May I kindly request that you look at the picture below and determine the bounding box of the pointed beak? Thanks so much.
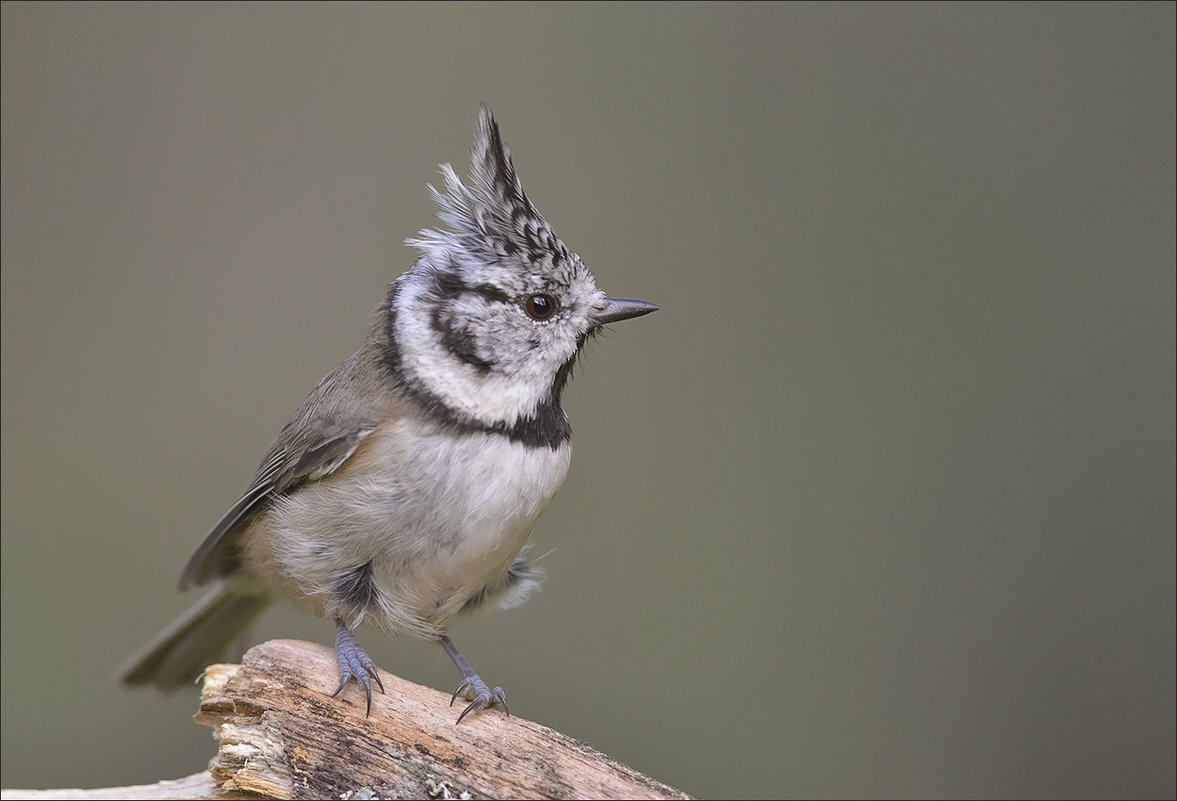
[595,297,659,326]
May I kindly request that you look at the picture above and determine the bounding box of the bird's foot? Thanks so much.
[439,633,509,724]
[331,618,384,716]
[450,675,509,724]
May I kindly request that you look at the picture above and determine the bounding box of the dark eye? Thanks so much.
[525,294,557,320]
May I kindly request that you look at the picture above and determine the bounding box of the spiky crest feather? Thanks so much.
[407,107,576,276]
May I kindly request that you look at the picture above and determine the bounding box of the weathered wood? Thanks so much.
[196,639,690,799]
[2,640,692,800]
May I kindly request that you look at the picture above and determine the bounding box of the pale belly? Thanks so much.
[245,418,571,639]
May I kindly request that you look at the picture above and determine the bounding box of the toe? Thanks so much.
[332,622,384,715]
[492,687,510,717]
[451,680,509,723]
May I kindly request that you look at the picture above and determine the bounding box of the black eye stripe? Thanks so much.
[432,271,559,322]
[432,270,511,305]
[471,283,511,304]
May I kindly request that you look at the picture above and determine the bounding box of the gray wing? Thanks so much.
[178,347,397,590]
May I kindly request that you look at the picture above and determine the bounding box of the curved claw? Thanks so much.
[450,678,509,724]
[449,678,471,707]
[439,633,509,724]
[332,620,385,716]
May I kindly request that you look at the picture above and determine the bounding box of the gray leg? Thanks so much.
[440,634,508,723]
[331,618,385,716]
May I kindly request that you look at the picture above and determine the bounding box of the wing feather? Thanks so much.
[177,345,399,589]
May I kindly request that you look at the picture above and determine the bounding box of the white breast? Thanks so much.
[264,416,572,639]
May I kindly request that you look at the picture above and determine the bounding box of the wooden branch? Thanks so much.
[1,640,691,801]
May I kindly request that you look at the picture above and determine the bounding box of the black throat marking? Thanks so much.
[381,281,573,450]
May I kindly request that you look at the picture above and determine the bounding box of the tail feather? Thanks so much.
[120,584,271,690]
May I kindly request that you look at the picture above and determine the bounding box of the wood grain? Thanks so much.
[200,639,691,800]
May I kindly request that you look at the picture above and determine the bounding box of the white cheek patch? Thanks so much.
[394,271,580,427]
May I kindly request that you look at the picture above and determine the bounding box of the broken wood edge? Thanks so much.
[2,639,692,801]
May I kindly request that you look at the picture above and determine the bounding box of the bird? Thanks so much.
[119,106,658,723]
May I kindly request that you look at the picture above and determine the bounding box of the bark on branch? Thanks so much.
[1,639,692,801]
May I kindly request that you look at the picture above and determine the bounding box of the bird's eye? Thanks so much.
[525,294,557,320]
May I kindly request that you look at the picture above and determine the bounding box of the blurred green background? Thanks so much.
[2,3,1173,798]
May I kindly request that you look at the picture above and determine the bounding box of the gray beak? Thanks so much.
[596,297,659,325]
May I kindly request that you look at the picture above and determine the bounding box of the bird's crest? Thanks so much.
[408,106,575,274]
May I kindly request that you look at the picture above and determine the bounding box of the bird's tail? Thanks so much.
[119,582,271,690]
